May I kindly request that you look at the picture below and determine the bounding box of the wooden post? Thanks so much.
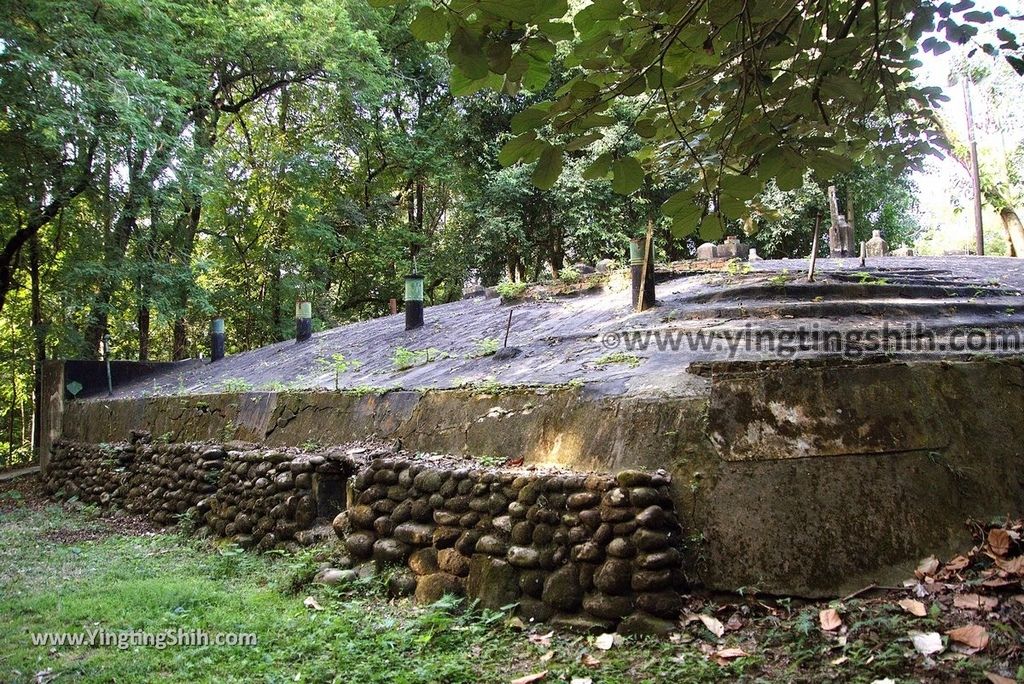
[807,213,821,282]
[963,78,985,256]
[860,240,866,267]
[503,309,513,348]
[633,221,656,311]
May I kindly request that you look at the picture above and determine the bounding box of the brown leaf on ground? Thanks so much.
[698,614,725,638]
[985,672,1016,684]
[528,631,553,647]
[916,556,940,578]
[725,613,744,631]
[953,594,999,612]
[580,653,600,668]
[539,650,554,663]
[819,608,842,631]
[898,598,927,617]
[987,529,1011,556]
[302,596,323,611]
[712,647,749,665]
[510,672,547,684]
[994,555,1024,575]
[946,624,989,652]
[944,555,970,572]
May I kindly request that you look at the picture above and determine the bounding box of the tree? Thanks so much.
[400,0,1020,242]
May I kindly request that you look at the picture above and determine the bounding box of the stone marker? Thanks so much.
[595,258,616,273]
[696,242,717,260]
[865,230,889,257]
[748,248,762,261]
[717,235,750,260]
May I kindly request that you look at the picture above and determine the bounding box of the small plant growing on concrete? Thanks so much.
[219,378,254,393]
[317,353,363,390]
[725,258,752,277]
[595,352,644,368]
[558,266,581,284]
[392,347,448,370]
[768,269,792,287]
[468,337,500,358]
[495,280,528,302]
[854,271,888,285]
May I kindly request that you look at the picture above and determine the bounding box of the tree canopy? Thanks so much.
[399,0,1022,240]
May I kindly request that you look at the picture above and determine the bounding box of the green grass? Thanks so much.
[0,497,746,683]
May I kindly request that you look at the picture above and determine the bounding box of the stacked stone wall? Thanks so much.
[340,456,686,634]
[43,434,360,551]
[45,436,686,632]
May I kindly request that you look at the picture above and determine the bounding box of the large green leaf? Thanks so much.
[409,7,448,42]
[532,144,564,190]
[611,156,644,195]
[497,131,539,166]
[510,104,551,134]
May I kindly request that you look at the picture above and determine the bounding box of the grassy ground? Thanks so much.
[1,478,1021,683]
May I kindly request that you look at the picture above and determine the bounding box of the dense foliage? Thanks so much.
[0,0,1012,464]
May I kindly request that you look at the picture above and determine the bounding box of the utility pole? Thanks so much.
[963,77,984,256]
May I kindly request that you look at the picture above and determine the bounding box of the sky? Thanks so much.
[910,0,1024,255]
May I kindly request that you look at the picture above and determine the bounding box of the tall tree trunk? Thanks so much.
[1000,208,1024,258]
[29,235,43,457]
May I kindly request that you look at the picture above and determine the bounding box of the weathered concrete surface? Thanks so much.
[86,257,1024,401]
[60,357,1024,597]
[691,358,1024,595]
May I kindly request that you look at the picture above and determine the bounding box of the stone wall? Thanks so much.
[43,433,359,551]
[44,435,687,634]
[338,456,686,635]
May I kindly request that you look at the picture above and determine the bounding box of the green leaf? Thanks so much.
[582,153,613,180]
[498,131,539,167]
[486,40,513,74]
[532,144,564,190]
[661,189,697,218]
[611,156,644,195]
[510,104,551,134]
[698,214,724,241]
[564,131,603,151]
[409,7,448,42]
[720,174,763,201]
[448,27,489,79]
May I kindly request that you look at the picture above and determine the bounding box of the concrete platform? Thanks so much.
[45,257,1024,596]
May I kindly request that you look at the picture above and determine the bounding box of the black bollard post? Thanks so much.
[630,237,656,310]
[405,274,424,330]
[210,318,225,361]
[295,301,312,343]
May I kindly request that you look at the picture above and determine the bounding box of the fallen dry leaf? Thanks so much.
[570,679,593,684]
[819,608,842,631]
[988,528,1011,556]
[510,672,547,684]
[911,631,944,656]
[594,633,617,650]
[985,672,1015,684]
[944,555,970,572]
[994,555,1024,575]
[947,624,989,652]
[539,650,554,663]
[898,598,927,617]
[1013,595,1024,605]
[953,594,999,612]
[713,647,750,660]
[528,631,553,647]
[831,656,848,666]
[302,596,323,611]
[724,613,745,631]
[916,555,940,578]
[580,653,601,668]
[699,614,725,638]
[507,617,526,630]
